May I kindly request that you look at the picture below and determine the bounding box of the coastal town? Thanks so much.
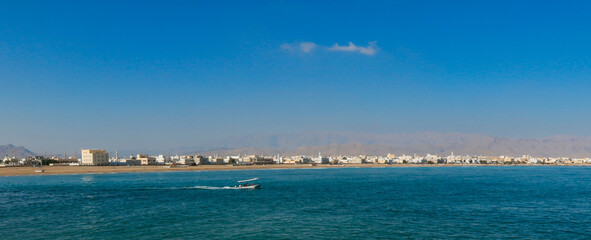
[3,148,591,168]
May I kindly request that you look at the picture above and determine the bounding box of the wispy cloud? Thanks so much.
[328,41,377,55]
[299,42,317,53]
[280,41,378,55]
[280,42,317,53]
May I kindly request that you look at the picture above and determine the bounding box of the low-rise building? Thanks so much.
[242,155,274,164]
[178,156,196,165]
[195,155,210,165]
[311,153,330,164]
[209,156,224,164]
[125,159,142,166]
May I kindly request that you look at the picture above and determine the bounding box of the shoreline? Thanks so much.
[1,164,590,177]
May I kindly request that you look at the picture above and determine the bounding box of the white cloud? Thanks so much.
[329,41,377,55]
[299,42,317,53]
[281,41,378,55]
[281,42,318,53]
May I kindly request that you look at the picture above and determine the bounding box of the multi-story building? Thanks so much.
[194,155,210,165]
[155,155,168,164]
[137,154,156,165]
[81,149,109,166]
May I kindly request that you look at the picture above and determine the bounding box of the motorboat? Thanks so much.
[234,184,261,189]
[234,178,261,189]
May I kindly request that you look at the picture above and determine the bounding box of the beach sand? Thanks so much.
[0,163,583,177]
[0,164,368,176]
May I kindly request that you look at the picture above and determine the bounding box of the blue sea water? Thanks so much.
[1,167,591,239]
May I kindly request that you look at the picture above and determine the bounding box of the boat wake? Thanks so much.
[135,186,244,191]
[187,186,238,190]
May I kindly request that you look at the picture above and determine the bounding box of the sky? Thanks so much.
[1,0,591,153]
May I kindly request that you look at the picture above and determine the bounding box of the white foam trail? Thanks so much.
[188,186,238,190]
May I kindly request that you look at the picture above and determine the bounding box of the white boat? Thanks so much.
[234,178,261,189]
[234,184,261,189]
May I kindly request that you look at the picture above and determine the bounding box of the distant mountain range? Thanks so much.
[195,132,591,157]
[0,144,37,158]
[6,132,591,159]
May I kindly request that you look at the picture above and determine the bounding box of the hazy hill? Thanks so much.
[197,132,486,150]
[195,132,591,157]
[0,144,37,158]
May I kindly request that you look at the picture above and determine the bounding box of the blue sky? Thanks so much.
[1,1,591,153]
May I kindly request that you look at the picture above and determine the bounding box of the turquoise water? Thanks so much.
[1,167,591,239]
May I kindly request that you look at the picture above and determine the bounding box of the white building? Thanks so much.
[155,155,168,164]
[397,155,413,164]
[311,153,329,164]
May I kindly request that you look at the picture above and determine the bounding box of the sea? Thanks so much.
[1,166,591,239]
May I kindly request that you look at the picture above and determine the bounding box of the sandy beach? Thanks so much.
[0,164,358,177]
[0,163,587,177]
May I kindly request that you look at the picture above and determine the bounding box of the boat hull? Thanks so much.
[235,184,261,189]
